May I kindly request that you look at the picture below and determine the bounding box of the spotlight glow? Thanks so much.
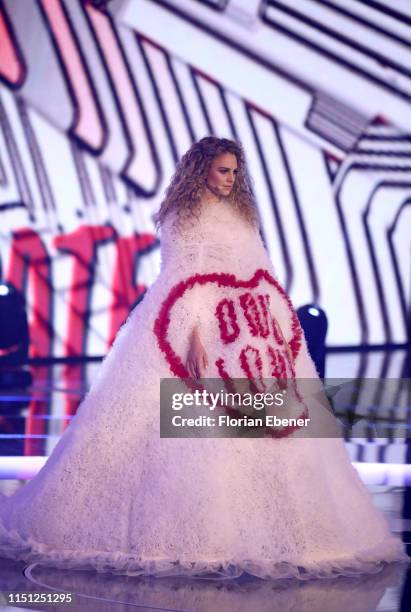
[308,307,320,317]
[0,284,10,296]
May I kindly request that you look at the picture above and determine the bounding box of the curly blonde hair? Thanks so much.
[154,137,259,229]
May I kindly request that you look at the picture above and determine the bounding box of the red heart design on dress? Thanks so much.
[154,269,308,439]
[154,268,302,379]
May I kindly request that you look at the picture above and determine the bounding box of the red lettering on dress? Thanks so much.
[215,298,240,344]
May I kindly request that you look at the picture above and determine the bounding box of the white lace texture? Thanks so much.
[0,201,408,579]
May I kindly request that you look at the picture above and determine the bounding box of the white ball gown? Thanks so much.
[0,200,408,580]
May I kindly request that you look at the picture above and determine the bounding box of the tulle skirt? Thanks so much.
[0,263,408,579]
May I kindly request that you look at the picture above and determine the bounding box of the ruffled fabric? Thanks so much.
[0,517,407,580]
[0,200,408,579]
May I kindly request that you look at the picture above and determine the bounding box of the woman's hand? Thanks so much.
[186,326,209,379]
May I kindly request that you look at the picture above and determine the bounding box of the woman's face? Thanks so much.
[206,152,238,197]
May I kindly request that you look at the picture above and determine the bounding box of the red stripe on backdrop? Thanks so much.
[40,0,105,151]
[108,233,157,347]
[6,229,52,359]
[0,6,26,87]
[85,3,158,191]
[53,224,115,358]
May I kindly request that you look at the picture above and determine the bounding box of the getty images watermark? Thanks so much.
[160,378,319,438]
[160,378,411,439]
[170,386,310,429]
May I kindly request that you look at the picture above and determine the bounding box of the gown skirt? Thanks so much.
[0,202,408,580]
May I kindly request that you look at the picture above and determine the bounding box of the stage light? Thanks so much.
[308,306,320,317]
[0,283,32,388]
[297,304,328,378]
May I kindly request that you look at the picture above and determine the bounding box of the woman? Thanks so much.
[0,137,407,579]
